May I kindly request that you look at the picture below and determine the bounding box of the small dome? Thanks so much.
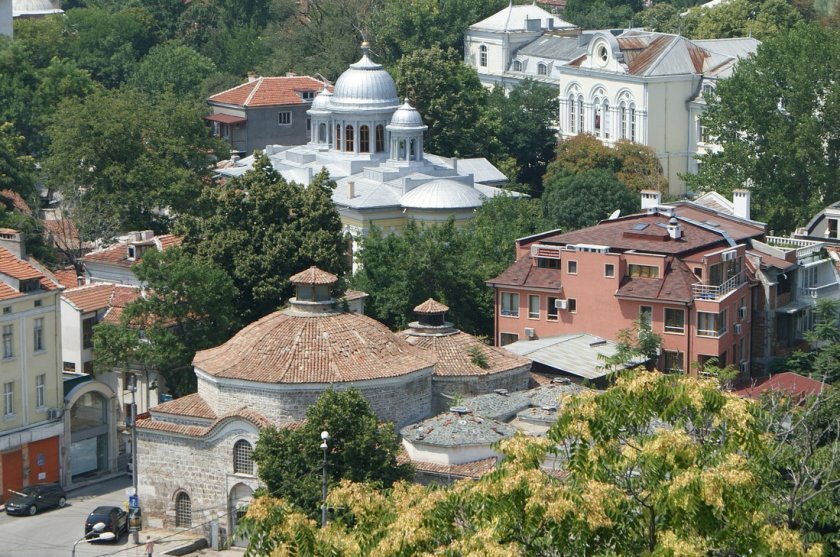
[289,266,337,286]
[331,44,399,113]
[389,100,425,128]
[401,180,485,210]
[414,298,449,314]
[309,87,333,112]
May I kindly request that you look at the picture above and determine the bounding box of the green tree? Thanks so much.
[237,372,823,556]
[688,0,802,40]
[178,155,347,322]
[129,41,217,98]
[373,0,507,66]
[597,317,663,375]
[44,87,225,233]
[686,23,840,232]
[0,122,35,200]
[542,168,639,231]
[248,389,412,526]
[635,3,684,33]
[392,46,501,159]
[489,80,558,194]
[785,299,840,384]
[93,248,239,396]
[563,0,640,28]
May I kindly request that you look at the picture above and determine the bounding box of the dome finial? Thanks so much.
[361,41,370,56]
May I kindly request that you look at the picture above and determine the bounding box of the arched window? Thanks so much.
[569,94,577,133]
[537,63,547,76]
[513,60,522,72]
[233,440,254,475]
[345,125,354,152]
[629,104,637,141]
[318,123,326,143]
[359,125,370,153]
[593,96,603,136]
[602,99,610,139]
[409,138,416,160]
[335,124,341,149]
[577,96,584,132]
[375,125,385,152]
[175,492,191,528]
[479,45,487,67]
[619,102,628,140]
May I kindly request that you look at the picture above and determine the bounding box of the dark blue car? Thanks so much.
[5,483,67,516]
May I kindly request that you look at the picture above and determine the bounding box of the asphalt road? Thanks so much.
[0,475,144,557]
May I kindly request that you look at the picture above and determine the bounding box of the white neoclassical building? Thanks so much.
[464,3,759,195]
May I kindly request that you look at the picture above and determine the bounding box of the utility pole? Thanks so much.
[128,373,140,545]
[320,431,329,528]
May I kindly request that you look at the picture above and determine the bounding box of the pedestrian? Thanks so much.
[145,536,155,557]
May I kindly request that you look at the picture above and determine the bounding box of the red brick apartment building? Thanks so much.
[489,191,765,375]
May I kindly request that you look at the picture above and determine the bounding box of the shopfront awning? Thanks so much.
[204,113,247,124]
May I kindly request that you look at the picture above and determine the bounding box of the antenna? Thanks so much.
[608,209,621,220]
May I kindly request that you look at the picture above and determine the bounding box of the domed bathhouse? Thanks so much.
[135,267,435,542]
[215,43,517,268]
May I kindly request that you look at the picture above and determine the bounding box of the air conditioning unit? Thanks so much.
[524,327,536,338]
[47,408,62,420]
[555,299,569,310]
[738,306,747,320]
[734,323,742,335]
[739,361,749,373]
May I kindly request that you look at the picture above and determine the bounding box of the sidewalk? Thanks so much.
[133,527,245,556]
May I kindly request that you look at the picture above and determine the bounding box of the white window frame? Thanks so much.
[2,324,12,359]
[501,292,520,318]
[36,374,45,408]
[537,63,547,76]
[604,263,615,278]
[698,310,727,337]
[479,45,487,67]
[528,295,540,319]
[278,111,292,126]
[640,306,653,327]
[33,317,44,352]
[664,308,685,334]
[567,260,578,275]
[3,382,13,416]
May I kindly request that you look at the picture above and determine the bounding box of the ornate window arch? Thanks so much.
[592,87,607,138]
[233,439,254,475]
[537,63,547,76]
[175,492,192,528]
[479,45,487,67]
[513,60,522,72]
[616,91,635,141]
[566,84,583,134]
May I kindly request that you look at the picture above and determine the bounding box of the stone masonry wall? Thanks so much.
[431,366,531,415]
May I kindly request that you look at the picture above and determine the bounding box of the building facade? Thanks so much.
[0,229,64,500]
[488,191,765,375]
[464,4,758,194]
[81,231,181,286]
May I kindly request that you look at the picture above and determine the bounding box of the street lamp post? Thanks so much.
[72,522,115,556]
[127,374,140,544]
[320,430,329,528]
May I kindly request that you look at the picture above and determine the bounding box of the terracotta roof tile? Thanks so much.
[208,76,327,108]
[289,266,337,285]
[83,234,182,267]
[615,257,696,303]
[0,246,43,280]
[0,189,32,214]
[397,449,497,479]
[63,283,140,313]
[138,405,272,437]
[150,393,217,420]
[487,255,562,289]
[53,267,79,289]
[734,372,828,401]
[414,298,449,314]
[194,309,434,383]
[0,281,22,300]
[400,330,531,377]
[156,234,182,250]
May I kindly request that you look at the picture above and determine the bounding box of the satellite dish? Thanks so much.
[608,209,621,220]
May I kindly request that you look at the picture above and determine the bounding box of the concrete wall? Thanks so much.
[242,104,313,154]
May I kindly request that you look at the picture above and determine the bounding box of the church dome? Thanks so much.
[308,86,333,113]
[389,100,425,128]
[13,0,62,15]
[400,179,486,210]
[330,43,400,113]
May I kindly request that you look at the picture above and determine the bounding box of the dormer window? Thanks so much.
[127,245,136,261]
[19,279,40,293]
[596,44,609,66]
[513,60,522,72]
[537,63,548,76]
[301,91,315,101]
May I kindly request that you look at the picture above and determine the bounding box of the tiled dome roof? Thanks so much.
[194,310,435,384]
[289,266,337,285]
[414,298,449,314]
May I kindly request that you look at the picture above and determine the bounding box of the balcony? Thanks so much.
[798,283,840,299]
[765,236,827,264]
[692,272,744,301]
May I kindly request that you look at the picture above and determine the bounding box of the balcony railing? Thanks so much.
[692,272,744,301]
[765,236,826,261]
[798,283,840,299]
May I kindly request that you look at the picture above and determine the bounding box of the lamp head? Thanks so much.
[321,430,330,441]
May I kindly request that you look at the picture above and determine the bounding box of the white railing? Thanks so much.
[765,236,826,261]
[692,272,744,300]
[798,283,840,299]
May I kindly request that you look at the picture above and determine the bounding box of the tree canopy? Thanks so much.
[687,23,840,232]
[542,168,640,232]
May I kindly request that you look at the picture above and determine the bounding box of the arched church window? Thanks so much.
[513,60,522,72]
[175,492,191,528]
[345,125,354,152]
[593,96,603,136]
[619,103,627,140]
[479,45,487,67]
[335,125,341,150]
[233,440,254,475]
[318,123,326,143]
[359,125,370,153]
[537,63,547,76]
[577,96,584,132]
[602,99,610,139]
[375,125,385,152]
[568,94,577,133]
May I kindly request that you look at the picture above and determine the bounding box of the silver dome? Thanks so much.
[401,180,486,210]
[389,100,426,129]
[331,44,400,113]
[308,86,333,113]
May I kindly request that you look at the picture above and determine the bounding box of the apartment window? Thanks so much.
[63,361,76,372]
[528,295,540,319]
[33,318,44,352]
[34,300,41,307]
[664,308,685,334]
[3,382,13,416]
[301,91,315,101]
[698,310,727,337]
[2,307,9,314]
[828,218,839,239]
[698,120,709,144]
[693,267,702,279]
[499,332,518,346]
[629,264,659,279]
[233,440,254,475]
[2,325,12,358]
[278,111,291,125]
[82,317,95,349]
[567,260,578,274]
[568,298,577,313]
[663,350,684,373]
[547,297,559,321]
[537,257,560,269]
[639,306,652,327]
[604,263,615,278]
[36,374,45,408]
[501,292,519,317]
[537,63,547,76]
[479,45,487,67]
[802,266,818,289]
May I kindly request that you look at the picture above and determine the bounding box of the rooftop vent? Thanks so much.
[552,377,571,385]
[541,404,558,412]
[494,388,509,396]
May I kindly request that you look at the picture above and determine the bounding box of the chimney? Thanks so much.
[0,229,25,259]
[451,157,458,173]
[347,181,355,199]
[285,71,297,77]
[733,189,751,220]
[247,73,258,83]
[667,216,683,240]
[640,189,661,211]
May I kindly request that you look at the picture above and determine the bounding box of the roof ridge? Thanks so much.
[243,77,263,106]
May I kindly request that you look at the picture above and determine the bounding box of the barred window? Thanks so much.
[175,492,191,528]
[233,440,254,475]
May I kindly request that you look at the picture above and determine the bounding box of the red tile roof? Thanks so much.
[400,330,531,378]
[397,449,498,479]
[487,255,562,289]
[615,257,697,303]
[414,298,449,314]
[63,283,140,313]
[0,247,60,299]
[53,267,80,289]
[138,405,273,437]
[734,372,828,401]
[0,189,32,215]
[289,266,337,285]
[194,309,435,383]
[82,234,182,267]
[149,393,216,420]
[207,76,327,108]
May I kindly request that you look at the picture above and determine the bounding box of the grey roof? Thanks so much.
[389,101,425,128]
[693,38,760,60]
[470,4,574,32]
[455,158,510,185]
[504,333,644,380]
[528,381,589,408]
[517,34,587,62]
[400,179,485,210]
[400,410,517,447]
[462,390,532,422]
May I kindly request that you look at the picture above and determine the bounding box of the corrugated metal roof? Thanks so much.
[517,34,586,61]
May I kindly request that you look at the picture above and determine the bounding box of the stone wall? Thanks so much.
[431,365,531,415]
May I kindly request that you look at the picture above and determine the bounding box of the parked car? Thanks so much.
[4,483,67,516]
[85,506,128,541]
